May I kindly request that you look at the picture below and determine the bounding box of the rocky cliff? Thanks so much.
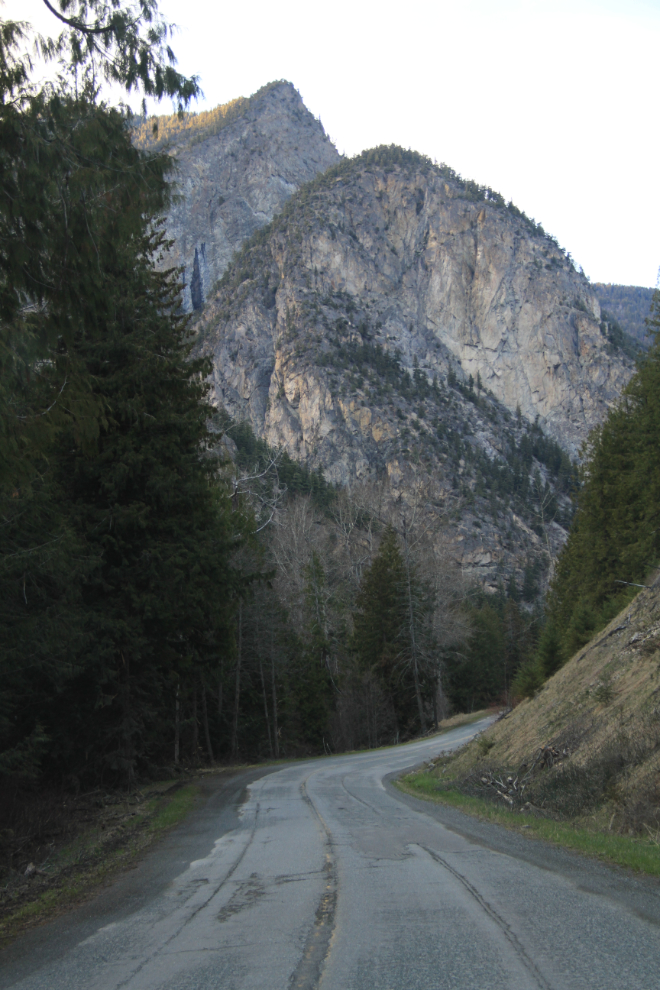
[139,88,636,586]
[133,81,339,312]
[196,146,632,463]
[189,145,636,584]
[593,283,655,349]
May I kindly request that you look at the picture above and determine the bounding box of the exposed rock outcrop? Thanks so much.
[134,81,339,312]
[196,147,632,462]
[139,86,636,586]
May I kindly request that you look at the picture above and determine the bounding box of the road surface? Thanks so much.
[2,717,660,990]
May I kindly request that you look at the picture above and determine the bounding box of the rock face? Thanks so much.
[134,82,339,313]
[196,147,632,463]
[141,89,635,585]
[593,283,655,349]
[190,145,635,586]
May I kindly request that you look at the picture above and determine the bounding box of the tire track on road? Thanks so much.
[340,765,554,989]
[420,844,554,990]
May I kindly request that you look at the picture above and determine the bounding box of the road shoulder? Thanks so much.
[0,765,278,980]
[385,770,660,928]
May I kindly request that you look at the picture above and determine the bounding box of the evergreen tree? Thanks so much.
[446,604,505,711]
[352,526,408,730]
[548,290,660,661]
[49,216,247,781]
[0,5,246,785]
[292,552,333,747]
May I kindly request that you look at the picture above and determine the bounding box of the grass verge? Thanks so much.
[0,782,199,948]
[397,773,660,876]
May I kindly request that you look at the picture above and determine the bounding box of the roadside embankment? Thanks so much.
[0,774,208,946]
[400,584,660,875]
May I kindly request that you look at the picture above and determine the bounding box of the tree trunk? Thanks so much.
[259,659,273,758]
[201,678,214,763]
[231,601,242,760]
[411,653,425,734]
[119,650,135,788]
[174,683,180,766]
[270,651,279,759]
[192,682,199,757]
[402,519,426,734]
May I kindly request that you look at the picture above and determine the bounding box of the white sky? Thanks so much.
[7,0,660,288]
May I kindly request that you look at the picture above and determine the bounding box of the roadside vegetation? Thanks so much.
[0,779,200,946]
[513,292,660,697]
[397,778,660,876]
[401,580,660,875]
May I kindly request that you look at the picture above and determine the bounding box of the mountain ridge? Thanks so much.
[195,144,633,460]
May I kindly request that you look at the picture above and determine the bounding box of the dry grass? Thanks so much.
[432,709,495,733]
[409,586,660,850]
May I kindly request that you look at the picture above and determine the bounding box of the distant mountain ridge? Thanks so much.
[592,283,655,348]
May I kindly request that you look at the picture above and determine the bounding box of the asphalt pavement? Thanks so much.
[2,717,660,990]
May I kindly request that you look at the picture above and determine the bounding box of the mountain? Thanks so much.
[195,146,633,462]
[592,283,656,349]
[137,85,636,587]
[133,81,339,313]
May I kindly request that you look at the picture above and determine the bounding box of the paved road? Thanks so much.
[3,718,660,990]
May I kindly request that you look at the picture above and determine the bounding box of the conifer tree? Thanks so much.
[352,526,412,731]
[50,216,248,781]
[0,4,244,785]
[548,290,660,661]
[446,604,505,711]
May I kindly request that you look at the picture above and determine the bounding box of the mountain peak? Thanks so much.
[136,81,339,312]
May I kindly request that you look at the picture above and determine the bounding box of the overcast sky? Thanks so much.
[8,0,660,288]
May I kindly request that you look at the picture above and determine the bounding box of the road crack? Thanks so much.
[288,778,338,990]
[115,800,261,988]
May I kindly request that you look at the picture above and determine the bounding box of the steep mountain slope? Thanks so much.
[425,576,660,836]
[191,146,637,583]
[195,146,632,461]
[133,81,339,312]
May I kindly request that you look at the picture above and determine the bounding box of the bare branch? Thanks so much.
[41,0,118,35]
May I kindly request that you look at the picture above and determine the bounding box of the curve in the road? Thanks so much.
[2,718,660,990]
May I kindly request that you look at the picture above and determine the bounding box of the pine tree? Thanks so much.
[0,6,240,785]
[446,604,505,712]
[548,290,660,661]
[48,213,247,781]
[352,526,408,729]
[291,552,333,747]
